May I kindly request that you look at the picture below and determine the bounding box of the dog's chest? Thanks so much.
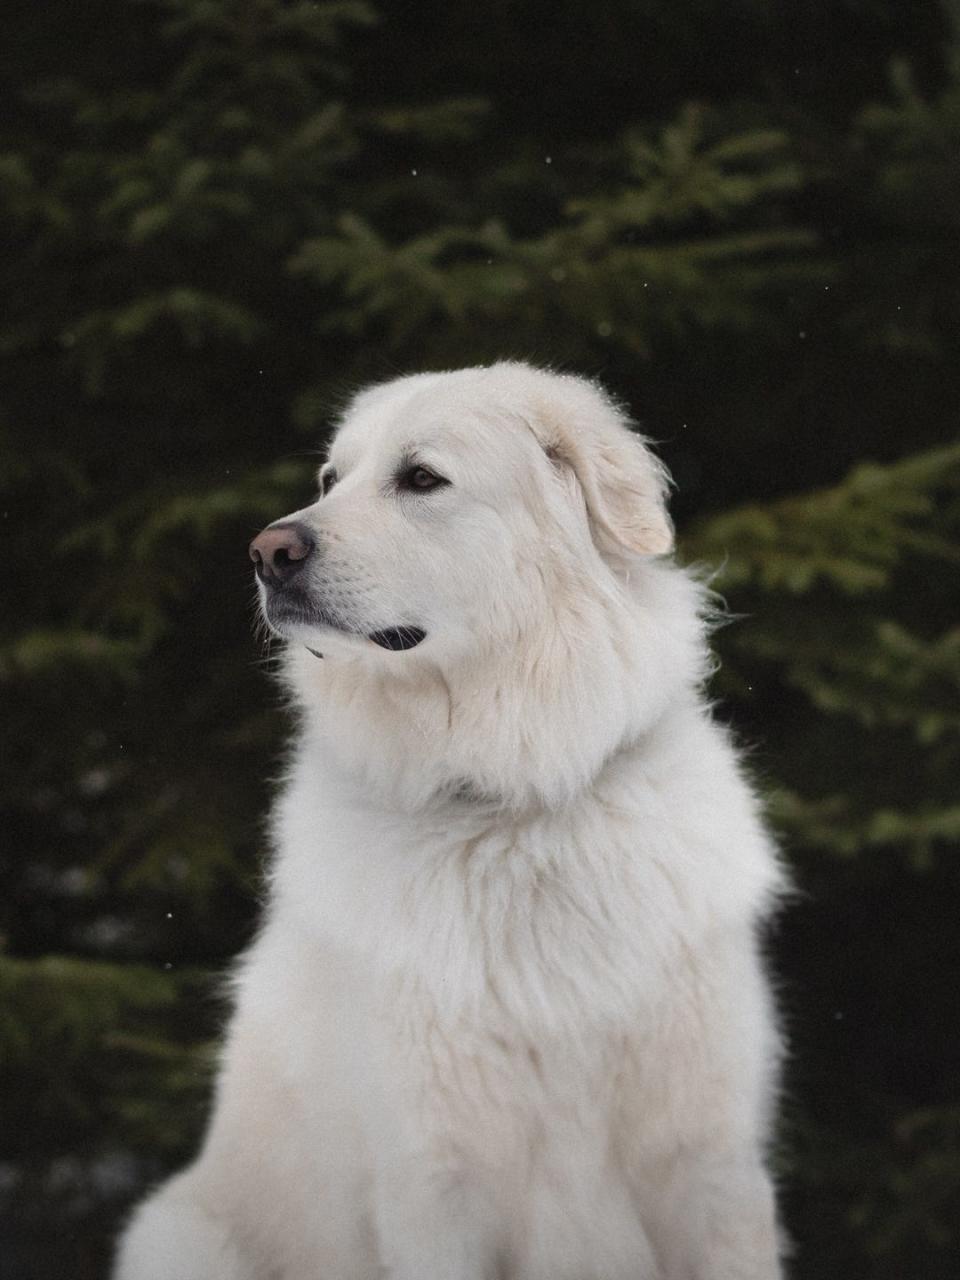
[385,989,623,1143]
[368,997,658,1277]
[301,791,690,1022]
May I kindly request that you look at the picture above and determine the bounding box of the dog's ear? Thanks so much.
[534,377,674,558]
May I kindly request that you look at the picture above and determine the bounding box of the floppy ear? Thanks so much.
[534,376,674,558]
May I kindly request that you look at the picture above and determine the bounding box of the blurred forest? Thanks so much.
[2,0,959,1276]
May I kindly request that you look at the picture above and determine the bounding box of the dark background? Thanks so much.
[1,1,959,1276]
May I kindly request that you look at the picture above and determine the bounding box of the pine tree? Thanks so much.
[2,2,958,1276]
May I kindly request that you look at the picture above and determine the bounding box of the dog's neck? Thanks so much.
[433,716,668,816]
[286,560,709,815]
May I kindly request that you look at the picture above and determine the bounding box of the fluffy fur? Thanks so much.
[114,362,786,1279]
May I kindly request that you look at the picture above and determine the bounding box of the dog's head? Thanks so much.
[251,363,701,808]
[252,362,673,662]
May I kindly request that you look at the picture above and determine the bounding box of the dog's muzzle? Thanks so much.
[249,524,427,654]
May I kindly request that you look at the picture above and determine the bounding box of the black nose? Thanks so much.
[249,521,316,585]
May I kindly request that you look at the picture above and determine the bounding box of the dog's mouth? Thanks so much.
[306,627,426,660]
[367,627,426,652]
[264,591,426,654]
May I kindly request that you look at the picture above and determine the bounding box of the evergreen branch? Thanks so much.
[365,97,490,143]
[743,619,960,742]
[0,630,142,682]
[684,443,960,595]
[769,790,960,868]
[0,955,185,1065]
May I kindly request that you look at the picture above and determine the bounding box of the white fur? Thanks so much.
[115,363,786,1279]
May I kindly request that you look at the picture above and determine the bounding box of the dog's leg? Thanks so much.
[645,1152,783,1280]
[112,1173,253,1280]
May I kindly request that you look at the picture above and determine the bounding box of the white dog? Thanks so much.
[115,362,786,1279]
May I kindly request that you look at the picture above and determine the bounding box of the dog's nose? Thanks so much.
[249,522,316,584]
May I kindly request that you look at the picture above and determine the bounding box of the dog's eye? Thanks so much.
[397,465,449,493]
[319,467,338,497]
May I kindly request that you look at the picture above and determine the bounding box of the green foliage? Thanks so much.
[687,445,960,596]
[2,1,959,1277]
[687,443,960,887]
[294,104,819,356]
[0,954,213,1151]
[772,790,960,866]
